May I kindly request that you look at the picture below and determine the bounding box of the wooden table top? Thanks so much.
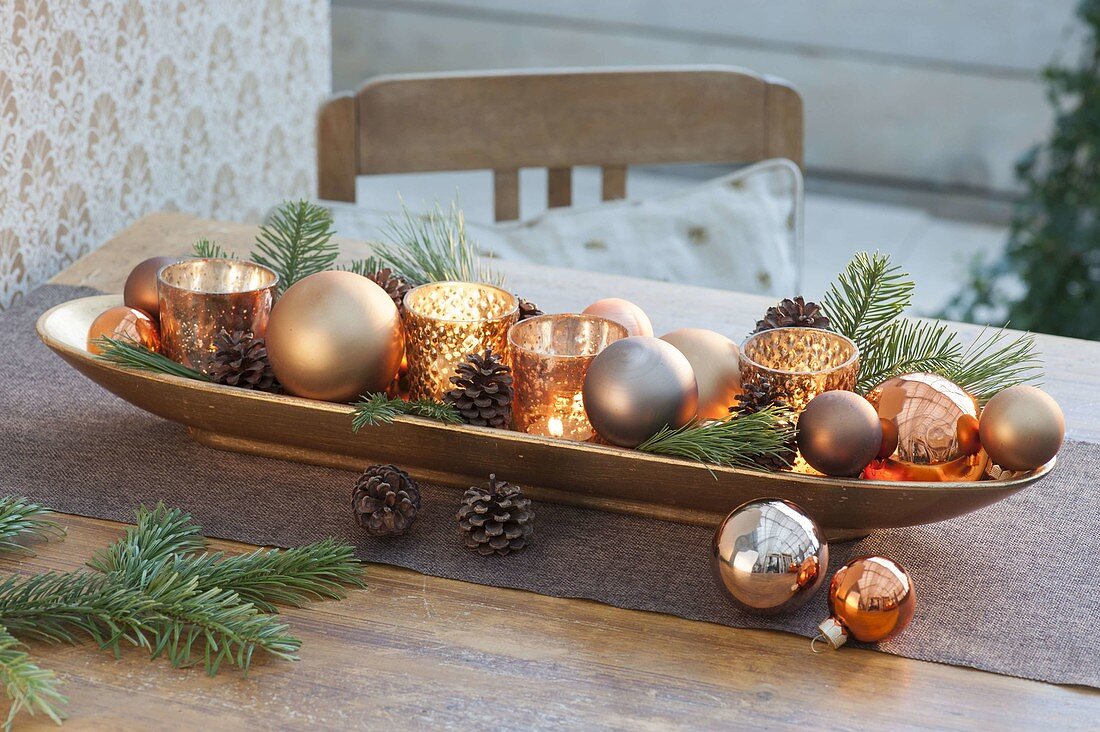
[16,211,1095,730]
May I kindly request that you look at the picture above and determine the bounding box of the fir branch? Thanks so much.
[856,318,962,394]
[88,504,206,574]
[0,498,62,556]
[822,252,914,355]
[0,626,66,730]
[370,201,500,286]
[93,337,211,382]
[351,393,462,429]
[636,407,798,471]
[339,256,385,277]
[252,200,339,293]
[191,238,234,259]
[945,328,1043,403]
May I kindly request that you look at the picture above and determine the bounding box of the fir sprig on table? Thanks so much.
[355,201,500,286]
[822,253,1041,401]
[0,503,362,728]
[191,238,235,259]
[636,407,798,471]
[93,337,211,382]
[0,498,62,556]
[351,393,462,429]
[252,200,339,293]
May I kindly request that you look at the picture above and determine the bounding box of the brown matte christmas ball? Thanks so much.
[980,385,1064,471]
[582,298,654,337]
[582,336,698,447]
[797,391,883,477]
[124,256,177,319]
[265,270,405,403]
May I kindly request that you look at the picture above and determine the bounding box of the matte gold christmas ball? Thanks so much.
[87,305,161,354]
[980,385,1064,471]
[582,336,697,447]
[582,298,654,337]
[712,499,828,615]
[797,390,883,477]
[659,328,741,420]
[866,373,979,464]
[124,256,178,319]
[266,270,405,403]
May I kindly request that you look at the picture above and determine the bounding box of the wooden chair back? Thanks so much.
[317,66,802,222]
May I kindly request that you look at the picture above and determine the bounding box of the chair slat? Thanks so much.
[548,168,572,209]
[494,169,520,222]
[602,166,627,201]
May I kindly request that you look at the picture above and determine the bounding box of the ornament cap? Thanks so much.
[815,617,849,651]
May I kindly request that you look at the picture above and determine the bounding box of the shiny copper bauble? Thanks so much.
[124,256,177,319]
[862,452,988,482]
[826,555,915,644]
[581,336,697,447]
[87,305,161,354]
[660,328,741,420]
[582,298,654,337]
[712,499,828,615]
[266,271,405,403]
[796,391,882,477]
[867,373,979,464]
[979,385,1065,471]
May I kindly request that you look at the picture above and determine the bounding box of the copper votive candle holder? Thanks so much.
[158,259,278,374]
[739,327,859,412]
[403,281,519,400]
[508,314,629,440]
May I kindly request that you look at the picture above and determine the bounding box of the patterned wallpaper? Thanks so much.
[0,0,330,308]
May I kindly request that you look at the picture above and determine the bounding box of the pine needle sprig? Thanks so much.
[0,498,62,556]
[855,318,962,393]
[191,238,235,259]
[339,256,386,278]
[636,407,798,472]
[369,201,500,286]
[88,504,206,574]
[351,393,462,429]
[0,626,66,730]
[945,328,1043,403]
[93,337,211,382]
[252,200,338,293]
[822,252,914,355]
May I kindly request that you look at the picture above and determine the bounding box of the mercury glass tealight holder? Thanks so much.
[158,259,278,375]
[403,281,519,400]
[508,314,629,440]
[739,327,859,412]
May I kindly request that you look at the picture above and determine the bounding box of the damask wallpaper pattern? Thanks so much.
[0,0,330,308]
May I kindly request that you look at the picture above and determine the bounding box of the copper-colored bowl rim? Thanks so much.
[403,280,518,324]
[507,313,629,360]
[157,258,279,295]
[739,326,860,377]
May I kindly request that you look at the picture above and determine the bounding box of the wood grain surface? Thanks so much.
[23,212,1098,730]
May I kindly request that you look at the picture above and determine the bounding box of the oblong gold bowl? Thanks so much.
[37,295,1054,541]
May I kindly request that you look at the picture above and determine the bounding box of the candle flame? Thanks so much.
[548,417,564,438]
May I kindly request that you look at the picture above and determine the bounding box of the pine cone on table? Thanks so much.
[457,475,534,556]
[517,297,544,322]
[208,330,280,392]
[443,349,513,428]
[352,464,421,537]
[730,377,798,471]
[753,296,831,333]
[367,267,413,314]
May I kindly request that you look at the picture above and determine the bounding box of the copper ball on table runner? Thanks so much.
[814,555,915,650]
[123,256,178,319]
[87,305,161,354]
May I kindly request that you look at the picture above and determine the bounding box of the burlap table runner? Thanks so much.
[4,286,1098,687]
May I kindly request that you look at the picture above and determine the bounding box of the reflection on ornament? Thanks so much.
[866,373,979,464]
[660,328,742,419]
[979,385,1065,471]
[711,499,828,615]
[87,305,161,354]
[815,555,915,649]
[863,450,988,482]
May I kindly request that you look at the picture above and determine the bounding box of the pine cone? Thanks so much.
[367,267,412,313]
[457,475,534,556]
[443,349,513,428]
[730,377,798,471]
[352,464,421,537]
[517,297,544,322]
[753,297,831,333]
[208,330,280,392]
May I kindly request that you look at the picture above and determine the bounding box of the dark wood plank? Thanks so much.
[316,93,358,203]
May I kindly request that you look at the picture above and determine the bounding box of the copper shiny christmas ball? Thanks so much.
[660,328,741,420]
[867,373,979,464]
[796,391,882,477]
[582,336,697,447]
[825,555,915,644]
[712,499,828,615]
[124,256,177,319]
[980,385,1065,471]
[266,270,405,403]
[582,298,654,337]
[87,305,161,354]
